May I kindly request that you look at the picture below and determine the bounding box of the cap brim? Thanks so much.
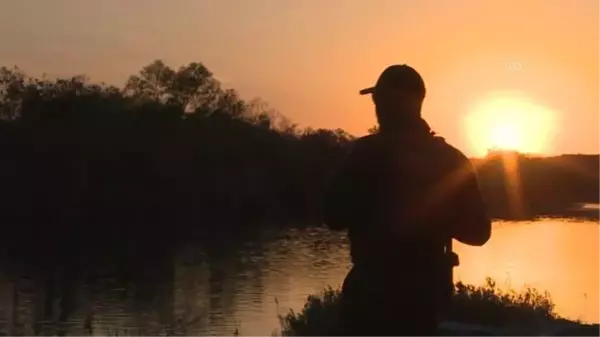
[359,87,375,95]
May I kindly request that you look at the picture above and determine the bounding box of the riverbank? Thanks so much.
[278,278,598,336]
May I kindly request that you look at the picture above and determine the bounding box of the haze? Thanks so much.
[0,0,597,156]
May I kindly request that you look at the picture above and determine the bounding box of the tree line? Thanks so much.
[0,60,352,245]
[0,60,597,245]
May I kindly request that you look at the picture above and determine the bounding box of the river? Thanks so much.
[0,218,597,335]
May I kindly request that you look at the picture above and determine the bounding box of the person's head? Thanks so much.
[359,64,426,133]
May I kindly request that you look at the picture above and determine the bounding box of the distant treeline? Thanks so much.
[0,60,597,241]
[473,152,598,219]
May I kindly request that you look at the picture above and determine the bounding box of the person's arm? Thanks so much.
[449,155,492,246]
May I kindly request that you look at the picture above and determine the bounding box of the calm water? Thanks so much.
[0,218,597,335]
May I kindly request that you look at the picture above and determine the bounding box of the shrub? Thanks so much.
[450,277,555,328]
[279,278,572,336]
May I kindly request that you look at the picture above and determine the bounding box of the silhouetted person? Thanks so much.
[324,64,492,336]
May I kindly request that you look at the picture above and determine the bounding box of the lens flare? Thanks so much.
[464,91,557,156]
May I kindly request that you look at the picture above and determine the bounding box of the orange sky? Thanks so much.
[0,0,597,157]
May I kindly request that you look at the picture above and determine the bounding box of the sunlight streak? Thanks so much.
[499,152,526,219]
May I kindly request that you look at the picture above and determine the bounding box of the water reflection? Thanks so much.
[0,219,597,335]
[454,218,599,324]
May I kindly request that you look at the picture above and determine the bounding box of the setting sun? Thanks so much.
[464,91,557,156]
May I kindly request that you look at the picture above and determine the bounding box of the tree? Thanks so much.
[124,60,229,114]
[0,66,26,120]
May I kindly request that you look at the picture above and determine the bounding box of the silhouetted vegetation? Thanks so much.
[0,60,355,333]
[474,151,598,219]
[279,279,596,336]
[0,60,597,335]
[0,61,353,238]
[0,59,596,260]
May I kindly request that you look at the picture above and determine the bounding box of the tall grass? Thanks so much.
[279,278,589,336]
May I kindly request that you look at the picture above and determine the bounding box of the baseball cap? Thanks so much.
[359,64,426,98]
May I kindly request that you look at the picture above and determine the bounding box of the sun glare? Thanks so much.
[464,92,556,157]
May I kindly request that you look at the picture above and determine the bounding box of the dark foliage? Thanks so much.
[279,279,597,336]
[0,60,597,259]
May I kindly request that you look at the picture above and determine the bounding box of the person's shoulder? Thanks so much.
[430,135,470,163]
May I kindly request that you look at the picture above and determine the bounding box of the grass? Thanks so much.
[278,278,594,336]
